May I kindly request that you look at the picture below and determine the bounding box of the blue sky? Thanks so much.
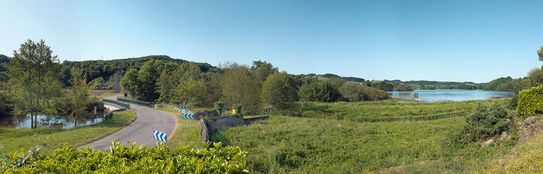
[0,0,542,82]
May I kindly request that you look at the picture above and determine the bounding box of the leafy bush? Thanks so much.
[452,104,512,145]
[261,72,298,109]
[338,82,389,102]
[0,141,248,173]
[517,85,543,118]
[298,81,341,102]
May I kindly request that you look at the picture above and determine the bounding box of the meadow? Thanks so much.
[0,110,136,154]
[212,99,515,173]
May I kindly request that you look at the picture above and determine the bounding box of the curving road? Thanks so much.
[84,97,177,150]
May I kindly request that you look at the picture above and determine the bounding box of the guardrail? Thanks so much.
[102,98,130,109]
[117,96,154,107]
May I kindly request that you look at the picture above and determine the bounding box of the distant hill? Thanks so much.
[62,55,217,82]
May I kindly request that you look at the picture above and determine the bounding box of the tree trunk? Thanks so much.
[74,114,78,128]
[31,112,36,129]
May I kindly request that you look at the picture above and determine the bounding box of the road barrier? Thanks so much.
[102,98,130,109]
[117,97,154,107]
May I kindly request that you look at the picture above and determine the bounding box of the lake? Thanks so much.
[0,114,105,129]
[388,89,514,102]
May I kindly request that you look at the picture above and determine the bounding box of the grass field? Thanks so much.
[0,110,136,154]
[212,99,514,173]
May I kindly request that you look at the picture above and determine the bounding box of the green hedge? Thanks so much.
[517,85,543,118]
[0,142,247,173]
[117,96,154,107]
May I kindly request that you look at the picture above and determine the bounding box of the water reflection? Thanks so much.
[389,89,514,102]
[11,114,104,129]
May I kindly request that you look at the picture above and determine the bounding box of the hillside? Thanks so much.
[61,55,217,82]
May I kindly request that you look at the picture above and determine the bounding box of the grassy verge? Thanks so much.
[0,110,136,154]
[475,116,543,173]
[155,107,202,148]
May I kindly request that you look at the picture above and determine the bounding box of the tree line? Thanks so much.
[118,59,391,114]
[0,40,391,119]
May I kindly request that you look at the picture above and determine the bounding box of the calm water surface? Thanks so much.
[389,89,514,102]
[0,114,105,129]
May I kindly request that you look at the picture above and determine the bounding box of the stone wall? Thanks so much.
[200,119,210,142]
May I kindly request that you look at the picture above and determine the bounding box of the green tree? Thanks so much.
[156,62,203,104]
[137,59,165,102]
[221,63,261,114]
[369,80,394,91]
[538,46,543,61]
[6,39,63,128]
[298,81,341,102]
[66,67,91,127]
[120,68,140,98]
[261,72,298,109]
[201,72,223,107]
[175,78,207,106]
[326,78,346,90]
[106,71,123,91]
[156,64,182,103]
[527,67,543,87]
[339,82,389,101]
[89,77,105,89]
[251,60,278,82]
[179,62,203,80]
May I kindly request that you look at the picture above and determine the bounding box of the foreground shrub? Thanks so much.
[517,85,543,118]
[0,141,248,173]
[450,104,513,146]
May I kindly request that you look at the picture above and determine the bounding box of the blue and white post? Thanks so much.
[180,105,188,114]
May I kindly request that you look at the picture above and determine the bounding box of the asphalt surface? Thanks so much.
[85,97,177,150]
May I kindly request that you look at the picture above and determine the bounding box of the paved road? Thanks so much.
[85,97,177,150]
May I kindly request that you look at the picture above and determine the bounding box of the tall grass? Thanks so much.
[213,99,513,173]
